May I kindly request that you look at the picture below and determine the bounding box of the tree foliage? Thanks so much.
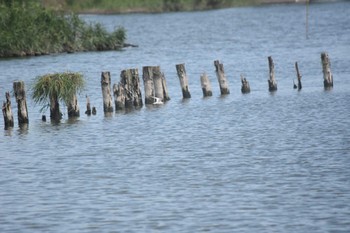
[0,2,126,57]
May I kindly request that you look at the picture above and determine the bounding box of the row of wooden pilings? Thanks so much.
[2,52,334,129]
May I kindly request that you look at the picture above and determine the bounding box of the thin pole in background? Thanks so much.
[306,0,310,39]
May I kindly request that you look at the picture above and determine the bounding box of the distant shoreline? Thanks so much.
[71,0,338,15]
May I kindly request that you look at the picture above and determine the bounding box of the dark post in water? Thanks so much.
[13,81,29,124]
[295,62,302,90]
[85,95,91,115]
[268,56,277,91]
[321,52,333,89]
[101,71,114,113]
[214,60,230,95]
[241,74,251,94]
[2,92,14,129]
[176,63,191,99]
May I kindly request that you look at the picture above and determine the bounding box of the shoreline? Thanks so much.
[66,0,339,15]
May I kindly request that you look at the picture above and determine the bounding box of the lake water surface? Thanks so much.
[1,2,350,232]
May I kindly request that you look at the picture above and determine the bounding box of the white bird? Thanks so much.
[152,96,163,105]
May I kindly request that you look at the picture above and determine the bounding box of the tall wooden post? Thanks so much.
[268,56,277,91]
[161,72,171,101]
[295,62,302,90]
[120,69,134,108]
[2,92,14,129]
[214,60,230,95]
[67,94,80,117]
[241,74,251,94]
[130,68,143,108]
[153,66,165,101]
[117,68,143,109]
[13,81,29,124]
[200,73,213,97]
[142,66,155,104]
[321,52,333,89]
[176,63,191,98]
[101,71,114,113]
[113,83,126,110]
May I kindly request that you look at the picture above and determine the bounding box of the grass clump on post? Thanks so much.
[0,1,126,57]
[32,72,85,121]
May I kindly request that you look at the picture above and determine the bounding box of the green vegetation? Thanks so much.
[32,72,85,120]
[60,0,258,13]
[0,1,126,57]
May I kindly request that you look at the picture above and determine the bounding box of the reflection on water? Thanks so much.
[1,2,350,232]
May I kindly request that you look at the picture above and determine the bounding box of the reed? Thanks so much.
[32,72,85,120]
[0,2,126,57]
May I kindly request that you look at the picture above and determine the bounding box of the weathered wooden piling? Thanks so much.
[101,71,114,113]
[2,92,14,129]
[153,66,165,101]
[130,69,143,107]
[176,64,191,98]
[295,62,302,90]
[161,72,171,101]
[13,81,29,124]
[50,94,62,121]
[241,74,251,94]
[200,73,213,97]
[321,52,333,89]
[67,94,80,117]
[214,60,230,95]
[113,83,126,110]
[142,66,156,104]
[268,56,277,91]
[85,95,91,115]
[115,68,143,110]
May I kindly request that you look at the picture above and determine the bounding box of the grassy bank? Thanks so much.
[0,1,126,58]
[44,0,258,14]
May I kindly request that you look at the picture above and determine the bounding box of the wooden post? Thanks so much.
[101,71,114,113]
[268,56,277,91]
[321,52,333,89]
[120,69,133,108]
[295,62,302,90]
[113,83,126,110]
[176,63,191,98]
[153,66,165,101]
[2,92,14,129]
[50,94,62,121]
[120,69,143,108]
[13,81,29,124]
[130,68,143,107]
[161,72,171,101]
[92,107,97,115]
[85,95,91,115]
[67,94,80,117]
[142,66,155,104]
[214,60,230,95]
[200,73,213,97]
[241,74,251,94]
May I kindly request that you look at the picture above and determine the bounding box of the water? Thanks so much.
[1,2,350,232]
